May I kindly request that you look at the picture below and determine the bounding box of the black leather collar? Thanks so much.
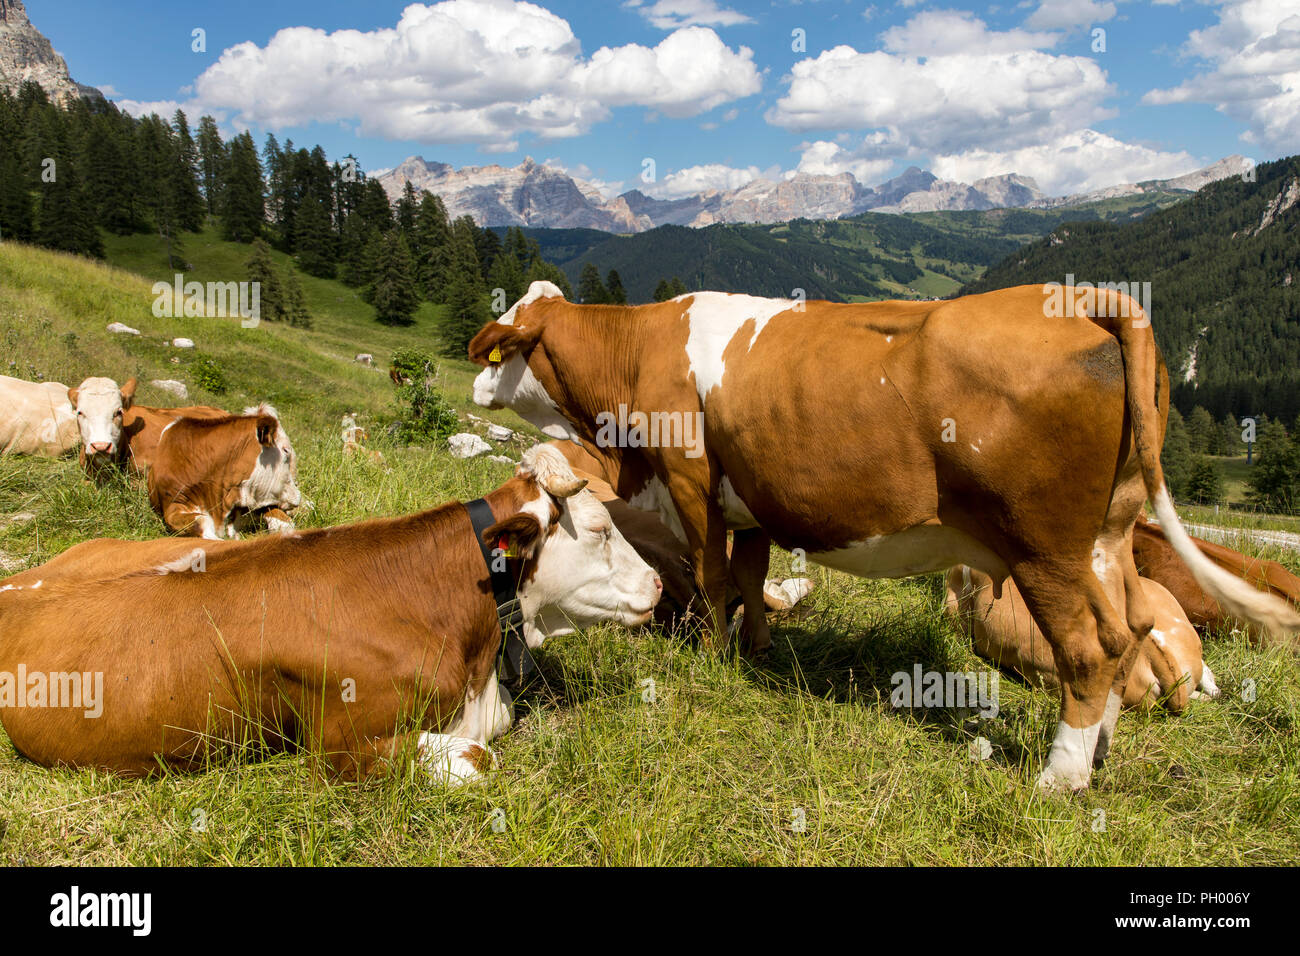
[464,498,535,684]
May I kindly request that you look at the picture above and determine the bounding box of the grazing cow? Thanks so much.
[0,374,79,457]
[0,445,662,778]
[946,566,1218,711]
[67,376,226,480]
[340,412,386,466]
[1133,516,1300,638]
[146,404,301,539]
[470,281,1299,791]
[548,439,812,629]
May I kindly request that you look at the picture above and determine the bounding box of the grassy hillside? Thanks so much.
[964,155,1300,423]
[0,239,1297,865]
[506,191,1190,303]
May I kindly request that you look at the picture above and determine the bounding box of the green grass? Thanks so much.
[0,237,1297,865]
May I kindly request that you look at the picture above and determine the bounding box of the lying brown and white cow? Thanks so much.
[1133,516,1300,638]
[0,445,661,779]
[548,439,813,629]
[67,376,227,480]
[0,374,80,457]
[946,566,1219,711]
[470,281,1299,791]
[146,403,301,539]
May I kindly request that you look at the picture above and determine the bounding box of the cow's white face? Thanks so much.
[69,377,132,459]
[513,445,661,644]
[472,355,581,443]
[240,412,302,514]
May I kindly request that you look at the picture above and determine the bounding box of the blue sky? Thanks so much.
[38,0,1300,198]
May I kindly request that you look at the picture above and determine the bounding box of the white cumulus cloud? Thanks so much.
[1143,0,1300,154]
[641,162,765,198]
[1024,0,1117,31]
[626,0,753,29]
[182,0,759,147]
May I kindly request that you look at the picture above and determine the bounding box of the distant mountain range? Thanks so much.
[377,153,1254,234]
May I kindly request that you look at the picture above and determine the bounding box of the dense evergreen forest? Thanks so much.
[0,81,571,355]
[964,155,1300,425]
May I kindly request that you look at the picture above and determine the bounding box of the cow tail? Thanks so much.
[1080,286,1300,644]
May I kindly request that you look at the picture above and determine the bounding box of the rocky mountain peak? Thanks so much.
[0,0,102,105]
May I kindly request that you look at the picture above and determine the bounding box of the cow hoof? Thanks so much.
[416,733,497,786]
[1198,664,1221,699]
[1035,765,1090,794]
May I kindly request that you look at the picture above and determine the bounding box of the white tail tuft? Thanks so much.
[1152,487,1300,643]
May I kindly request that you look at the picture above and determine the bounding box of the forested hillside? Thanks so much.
[505,192,1188,303]
[964,155,1300,424]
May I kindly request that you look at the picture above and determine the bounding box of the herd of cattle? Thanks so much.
[0,280,1298,795]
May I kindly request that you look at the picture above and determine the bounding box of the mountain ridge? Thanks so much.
[377,153,1252,234]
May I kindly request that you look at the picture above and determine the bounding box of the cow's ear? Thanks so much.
[120,377,138,408]
[255,415,279,446]
[467,320,542,367]
[67,386,79,407]
[483,513,544,560]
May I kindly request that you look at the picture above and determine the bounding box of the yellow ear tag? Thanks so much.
[497,536,519,558]
[488,346,502,363]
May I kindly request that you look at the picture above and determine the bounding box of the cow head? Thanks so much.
[68,376,136,462]
[238,404,302,516]
[484,444,661,645]
[468,281,582,442]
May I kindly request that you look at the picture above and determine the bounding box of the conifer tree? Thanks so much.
[221,132,265,243]
[371,232,421,326]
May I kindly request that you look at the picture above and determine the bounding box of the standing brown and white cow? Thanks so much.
[67,376,227,481]
[0,445,662,779]
[146,403,301,539]
[470,281,1299,791]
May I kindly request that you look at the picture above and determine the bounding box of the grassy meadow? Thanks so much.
[0,237,1297,865]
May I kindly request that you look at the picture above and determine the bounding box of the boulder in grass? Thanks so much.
[150,379,189,400]
[487,424,513,442]
[172,338,195,349]
[447,433,492,459]
[107,322,140,335]
[488,455,516,465]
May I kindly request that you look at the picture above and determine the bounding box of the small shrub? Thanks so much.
[387,346,459,444]
[192,357,227,395]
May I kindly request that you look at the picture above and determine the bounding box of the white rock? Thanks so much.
[968,737,993,762]
[107,322,140,335]
[487,424,513,442]
[150,379,188,399]
[172,337,195,349]
[447,433,492,459]
[488,455,516,465]
[355,353,373,366]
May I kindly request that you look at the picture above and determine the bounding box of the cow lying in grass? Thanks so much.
[547,439,813,631]
[145,404,301,539]
[946,566,1218,711]
[0,374,80,457]
[0,445,661,780]
[1132,516,1300,639]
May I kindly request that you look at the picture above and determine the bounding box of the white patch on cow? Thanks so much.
[197,515,219,540]
[627,477,688,544]
[497,280,565,327]
[0,580,40,592]
[237,415,302,520]
[1198,663,1220,698]
[1036,717,1102,792]
[415,733,496,786]
[266,515,294,533]
[444,668,514,744]
[717,475,757,528]
[879,377,886,385]
[885,335,893,343]
[811,525,1011,581]
[1091,689,1124,765]
[1149,627,1167,647]
[682,292,792,403]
